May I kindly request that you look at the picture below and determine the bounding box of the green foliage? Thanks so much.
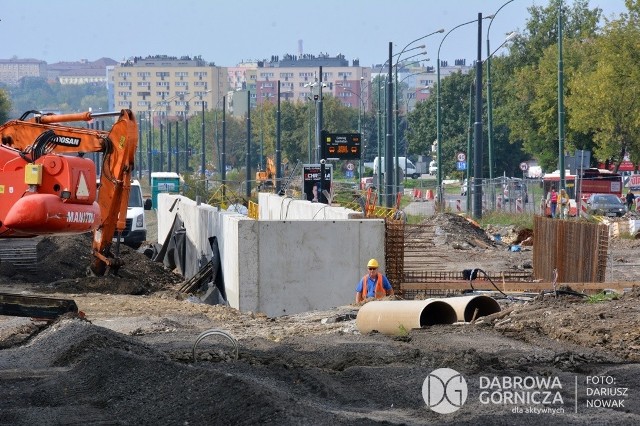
[586,291,619,303]
[4,78,108,117]
[476,211,534,230]
[0,89,11,123]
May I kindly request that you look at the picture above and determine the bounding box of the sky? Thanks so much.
[0,0,629,67]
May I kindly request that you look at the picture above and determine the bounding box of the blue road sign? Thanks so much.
[457,161,466,170]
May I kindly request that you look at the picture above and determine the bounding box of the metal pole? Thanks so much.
[185,116,189,172]
[466,82,473,213]
[246,90,251,199]
[437,18,479,211]
[175,120,180,175]
[159,121,164,172]
[316,66,323,164]
[222,97,226,198]
[147,111,152,185]
[473,13,484,219]
[558,1,566,193]
[318,67,325,200]
[385,42,394,208]
[377,78,382,205]
[167,121,172,172]
[358,79,363,184]
[276,81,282,194]
[201,97,206,183]
[137,121,142,181]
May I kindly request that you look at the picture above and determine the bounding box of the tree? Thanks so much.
[408,71,474,177]
[0,89,10,123]
[499,0,603,172]
[567,4,640,169]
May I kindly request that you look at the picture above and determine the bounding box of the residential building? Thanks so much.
[48,58,117,85]
[109,55,227,122]
[0,58,47,85]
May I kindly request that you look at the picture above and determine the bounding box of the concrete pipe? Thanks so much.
[443,295,501,322]
[356,300,458,335]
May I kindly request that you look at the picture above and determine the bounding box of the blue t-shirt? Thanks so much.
[356,274,392,297]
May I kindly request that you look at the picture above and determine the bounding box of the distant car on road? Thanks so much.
[428,161,437,176]
[586,193,626,217]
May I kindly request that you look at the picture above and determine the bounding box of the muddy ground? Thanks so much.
[1,214,640,425]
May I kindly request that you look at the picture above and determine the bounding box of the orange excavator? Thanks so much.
[255,157,276,191]
[0,109,138,276]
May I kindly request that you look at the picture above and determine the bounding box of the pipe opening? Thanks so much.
[461,296,501,322]
[420,301,458,326]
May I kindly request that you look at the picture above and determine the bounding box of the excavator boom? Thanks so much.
[0,109,138,275]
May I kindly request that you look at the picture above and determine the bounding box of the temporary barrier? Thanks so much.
[580,199,590,218]
[425,189,434,200]
[356,300,457,335]
[516,198,523,213]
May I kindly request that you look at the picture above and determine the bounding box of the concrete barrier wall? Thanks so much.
[258,192,363,220]
[156,193,385,317]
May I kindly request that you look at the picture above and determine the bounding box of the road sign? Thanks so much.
[321,131,361,160]
[456,161,466,171]
[456,152,466,162]
[346,162,355,171]
[519,162,529,171]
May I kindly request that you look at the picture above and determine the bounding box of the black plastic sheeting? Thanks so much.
[151,215,226,305]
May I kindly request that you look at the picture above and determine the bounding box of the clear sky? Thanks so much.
[0,0,628,67]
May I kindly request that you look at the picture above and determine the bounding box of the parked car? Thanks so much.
[586,193,627,217]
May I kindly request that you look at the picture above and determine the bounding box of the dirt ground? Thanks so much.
[1,213,640,425]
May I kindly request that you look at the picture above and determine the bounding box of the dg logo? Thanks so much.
[422,368,468,414]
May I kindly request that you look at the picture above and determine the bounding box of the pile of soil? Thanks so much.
[0,234,182,295]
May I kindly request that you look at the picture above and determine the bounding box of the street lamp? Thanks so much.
[185,90,211,180]
[394,30,444,193]
[151,92,189,175]
[487,0,516,190]
[339,79,368,184]
[436,16,492,210]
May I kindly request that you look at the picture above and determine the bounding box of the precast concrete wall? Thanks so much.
[156,193,385,317]
[257,192,363,220]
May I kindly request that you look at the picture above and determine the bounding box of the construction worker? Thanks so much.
[355,258,394,303]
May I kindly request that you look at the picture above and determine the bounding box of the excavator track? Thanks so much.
[0,239,39,272]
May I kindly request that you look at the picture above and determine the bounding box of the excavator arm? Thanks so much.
[0,109,138,275]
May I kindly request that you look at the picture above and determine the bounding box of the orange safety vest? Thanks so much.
[361,273,386,299]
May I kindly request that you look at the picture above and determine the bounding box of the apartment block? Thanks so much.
[0,58,47,85]
[109,55,228,121]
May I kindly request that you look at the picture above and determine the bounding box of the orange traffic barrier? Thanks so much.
[425,189,434,200]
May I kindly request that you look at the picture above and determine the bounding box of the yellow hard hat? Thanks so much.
[367,258,379,268]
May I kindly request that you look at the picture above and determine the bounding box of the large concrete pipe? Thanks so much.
[443,295,501,322]
[356,300,458,335]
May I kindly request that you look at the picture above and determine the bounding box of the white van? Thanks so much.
[373,156,420,179]
[97,179,151,248]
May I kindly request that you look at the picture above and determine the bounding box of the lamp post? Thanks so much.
[487,0,515,194]
[558,1,566,196]
[436,16,492,211]
[394,29,444,193]
[394,51,429,195]
[339,80,367,183]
